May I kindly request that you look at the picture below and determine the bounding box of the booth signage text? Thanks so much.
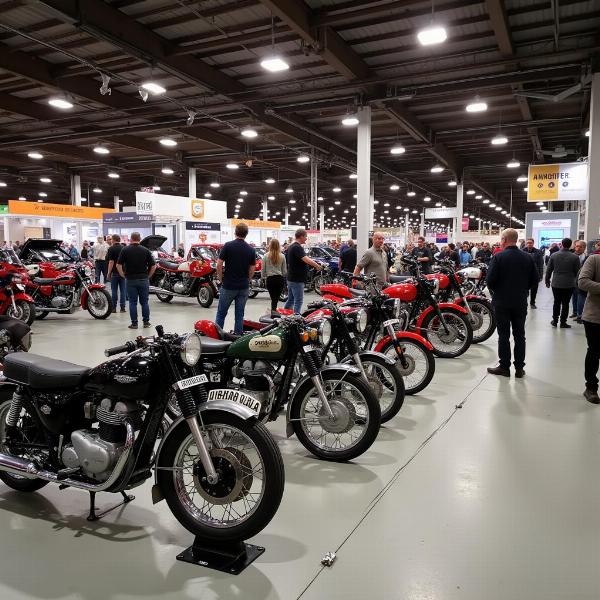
[185,221,221,231]
[9,200,113,219]
[231,218,281,229]
[527,163,588,202]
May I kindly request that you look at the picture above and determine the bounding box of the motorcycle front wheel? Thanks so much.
[290,370,381,461]
[380,338,435,395]
[466,298,496,343]
[157,410,284,542]
[420,310,473,358]
[248,290,259,299]
[7,300,35,326]
[156,275,174,303]
[359,354,405,423]
[86,289,112,319]
[196,285,214,308]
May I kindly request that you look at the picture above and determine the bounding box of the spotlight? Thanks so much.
[186,110,197,126]
[241,127,258,139]
[99,73,111,96]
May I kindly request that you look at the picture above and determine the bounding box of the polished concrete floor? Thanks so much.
[0,288,597,599]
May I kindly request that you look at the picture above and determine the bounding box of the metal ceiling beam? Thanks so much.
[175,125,246,154]
[40,143,112,165]
[105,135,180,159]
[0,91,59,121]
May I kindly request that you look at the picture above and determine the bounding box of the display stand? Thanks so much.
[176,538,265,574]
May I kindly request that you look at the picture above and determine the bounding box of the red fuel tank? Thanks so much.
[320,283,353,299]
[425,273,450,289]
[384,282,418,302]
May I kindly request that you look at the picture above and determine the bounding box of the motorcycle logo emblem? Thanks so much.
[248,335,282,353]
[115,375,137,383]
[191,198,205,220]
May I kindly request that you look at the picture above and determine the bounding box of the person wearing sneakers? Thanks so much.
[485,228,538,378]
[106,233,126,313]
[545,238,581,328]
[116,232,156,329]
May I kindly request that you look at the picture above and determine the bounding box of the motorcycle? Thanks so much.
[194,313,381,461]
[26,263,112,320]
[320,274,436,395]
[0,316,31,364]
[18,238,76,279]
[0,249,36,325]
[0,326,284,542]
[457,261,488,296]
[143,236,220,308]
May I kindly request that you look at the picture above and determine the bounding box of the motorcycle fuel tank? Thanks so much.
[384,282,418,302]
[226,328,288,360]
[320,283,353,299]
[425,273,450,289]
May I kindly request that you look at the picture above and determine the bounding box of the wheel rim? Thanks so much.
[87,290,109,316]
[198,287,210,304]
[384,342,428,391]
[298,378,371,453]
[470,303,493,340]
[7,303,24,320]
[363,361,397,417]
[172,425,265,529]
[426,313,468,354]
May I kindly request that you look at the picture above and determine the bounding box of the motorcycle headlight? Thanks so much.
[355,308,368,333]
[180,332,202,366]
[318,319,332,346]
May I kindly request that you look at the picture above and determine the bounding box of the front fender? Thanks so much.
[416,302,468,328]
[340,350,396,367]
[80,284,105,308]
[12,291,35,304]
[374,331,434,352]
[285,364,361,437]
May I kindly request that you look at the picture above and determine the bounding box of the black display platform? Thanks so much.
[176,538,265,575]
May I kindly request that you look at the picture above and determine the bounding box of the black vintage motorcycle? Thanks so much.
[0,327,284,542]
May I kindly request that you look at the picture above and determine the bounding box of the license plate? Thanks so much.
[383,319,399,327]
[207,389,261,414]
[174,373,208,390]
[303,344,317,353]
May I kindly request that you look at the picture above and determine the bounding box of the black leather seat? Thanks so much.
[350,288,366,296]
[389,275,412,283]
[158,259,180,270]
[212,323,240,342]
[200,337,232,355]
[33,277,56,285]
[3,353,89,389]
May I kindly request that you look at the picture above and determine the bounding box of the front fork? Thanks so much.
[185,414,218,483]
[302,349,335,418]
[385,322,410,370]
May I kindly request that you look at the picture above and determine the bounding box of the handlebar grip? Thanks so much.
[104,341,135,357]
[259,321,279,335]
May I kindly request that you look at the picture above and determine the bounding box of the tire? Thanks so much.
[7,300,35,326]
[466,299,496,343]
[157,410,284,542]
[313,274,323,295]
[156,275,174,303]
[248,290,259,299]
[86,289,112,319]
[197,285,214,308]
[290,369,381,461]
[420,309,473,358]
[34,309,48,320]
[360,354,405,423]
[379,338,435,395]
[0,399,49,493]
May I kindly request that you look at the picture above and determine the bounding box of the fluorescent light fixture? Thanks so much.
[430,164,444,173]
[161,167,174,175]
[407,190,416,197]
[289,198,296,204]
[48,97,73,109]
[349,173,358,179]
[241,127,258,139]
[448,180,457,187]
[210,181,220,188]
[153,185,161,191]
[495,207,502,211]
[475,194,482,199]
[268,195,275,200]
[417,24,447,46]
[240,190,248,196]
[93,187,102,193]
[507,158,520,168]
[404,207,410,212]
[28,152,43,160]
[501,210,507,214]
[491,133,508,145]
[384,202,390,207]
[489,203,496,208]
[297,155,310,164]
[141,82,166,95]
[390,184,400,191]
[260,56,289,72]
[517,175,527,182]
[38,192,47,197]
[40,177,51,183]
[159,138,177,147]
[332,186,341,192]
[335,200,341,205]
[342,115,359,127]
[285,187,294,193]
[226,163,239,170]
[108,171,120,179]
[435,202,441,207]
[483,199,490,204]
[424,196,431,202]
[93,146,110,155]
[466,189,476,195]
[390,144,406,155]
[265,177,275,184]
[466,97,488,113]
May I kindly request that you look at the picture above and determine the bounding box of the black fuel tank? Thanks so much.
[84,354,160,401]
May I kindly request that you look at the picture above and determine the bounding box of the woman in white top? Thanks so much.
[263,238,287,314]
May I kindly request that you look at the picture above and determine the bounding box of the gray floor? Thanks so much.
[0,288,598,600]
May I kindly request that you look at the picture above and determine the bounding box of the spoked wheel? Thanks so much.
[86,289,112,319]
[0,399,49,492]
[466,299,496,343]
[156,276,174,303]
[196,285,214,308]
[157,410,284,542]
[7,300,35,326]
[380,338,435,395]
[290,369,381,461]
[420,310,473,358]
[360,355,405,423]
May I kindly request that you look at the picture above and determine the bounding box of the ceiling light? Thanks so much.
[289,199,296,204]
[241,127,258,139]
[448,180,457,187]
[390,144,406,155]
[297,155,310,163]
[108,171,120,179]
[240,190,248,196]
[141,82,166,95]
[159,138,177,147]
[265,177,275,184]
[40,177,51,183]
[475,194,482,199]
[463,212,469,216]
[388,184,400,191]
[395,205,402,209]
[430,164,444,173]
[466,97,488,113]
[523,187,529,192]
[260,56,290,72]
[152,185,161,191]
[501,210,507,214]
[268,195,275,200]
[37,199,44,203]
[48,97,73,109]
[94,202,101,207]
[517,175,527,182]
[466,189,476,195]
[482,198,489,204]
[384,202,390,207]
[341,115,359,127]
[495,207,502,211]
[407,190,416,197]
[435,202,442,207]
[489,203,496,208]
[38,192,47,197]
[404,207,409,212]
[417,24,447,46]
[204,192,212,198]
[161,167,174,175]
[424,196,431,202]
[536,201,544,206]
[18,196,26,201]
[585,129,590,137]
[332,186,341,193]
[335,200,341,205]
[412,209,418,214]
[349,173,357,179]
[93,145,110,155]
[93,186,102,193]
[491,133,508,145]
[507,158,520,168]
[226,163,239,170]
[28,152,43,160]
[210,181,220,188]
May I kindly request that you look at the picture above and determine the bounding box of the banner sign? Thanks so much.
[9,200,113,219]
[103,212,153,223]
[231,218,281,229]
[461,217,469,231]
[527,162,588,202]
[136,197,154,214]
[185,221,220,231]
[436,233,448,243]
[425,207,457,219]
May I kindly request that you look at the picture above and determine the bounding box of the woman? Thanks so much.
[80,240,90,260]
[459,243,472,266]
[264,238,287,315]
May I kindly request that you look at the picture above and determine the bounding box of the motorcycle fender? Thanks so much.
[465,295,489,303]
[355,350,396,367]
[285,364,361,438]
[374,332,434,352]
[12,291,35,303]
[415,302,468,328]
[80,284,105,308]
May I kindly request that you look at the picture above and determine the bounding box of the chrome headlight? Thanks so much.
[356,308,368,333]
[318,319,332,346]
[180,332,202,366]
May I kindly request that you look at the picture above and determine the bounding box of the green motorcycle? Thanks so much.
[194,314,381,462]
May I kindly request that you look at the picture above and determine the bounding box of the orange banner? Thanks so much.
[8,200,114,220]
[231,218,281,229]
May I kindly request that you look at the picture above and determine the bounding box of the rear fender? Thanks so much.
[374,332,434,352]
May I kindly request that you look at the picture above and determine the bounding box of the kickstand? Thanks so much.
[86,490,135,522]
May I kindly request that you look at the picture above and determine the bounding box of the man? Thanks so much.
[486,228,538,378]
[471,242,480,260]
[578,253,600,403]
[545,238,580,328]
[458,243,472,266]
[215,223,256,334]
[442,243,460,268]
[117,232,156,329]
[354,232,389,284]
[522,238,544,309]
[12,240,20,253]
[571,240,587,320]
[106,234,126,313]
[476,242,492,264]
[411,236,433,274]
[93,235,109,283]
[339,239,357,273]
[284,228,322,313]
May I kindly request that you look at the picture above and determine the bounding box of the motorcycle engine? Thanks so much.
[50,286,73,308]
[173,280,187,294]
[241,369,275,416]
[61,398,143,481]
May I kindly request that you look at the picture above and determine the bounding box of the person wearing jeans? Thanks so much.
[93,236,109,283]
[116,232,156,329]
[545,238,581,328]
[578,254,600,404]
[215,223,256,335]
[284,228,322,314]
[264,238,287,314]
[522,238,543,308]
[106,233,126,312]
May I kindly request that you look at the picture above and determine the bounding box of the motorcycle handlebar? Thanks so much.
[104,341,136,357]
[259,321,279,335]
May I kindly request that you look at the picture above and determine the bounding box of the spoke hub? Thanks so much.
[193,448,251,505]
[319,398,357,433]
[396,353,416,376]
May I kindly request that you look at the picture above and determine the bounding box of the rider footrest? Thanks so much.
[176,537,265,575]
[56,467,79,481]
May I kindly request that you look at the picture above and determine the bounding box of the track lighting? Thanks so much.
[139,89,149,103]
[186,110,197,126]
[99,73,111,96]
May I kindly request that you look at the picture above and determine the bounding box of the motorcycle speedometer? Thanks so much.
[356,308,368,333]
[318,319,332,346]
[180,332,202,366]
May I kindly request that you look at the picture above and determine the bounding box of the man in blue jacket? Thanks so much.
[522,238,544,308]
[486,229,538,378]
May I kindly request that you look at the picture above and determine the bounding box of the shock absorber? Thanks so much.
[6,389,23,427]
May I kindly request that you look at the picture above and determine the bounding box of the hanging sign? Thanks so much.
[425,207,457,219]
[527,162,588,202]
[9,200,113,219]
[190,198,205,220]
[185,221,220,231]
[136,197,154,214]
[231,218,281,229]
[461,217,469,231]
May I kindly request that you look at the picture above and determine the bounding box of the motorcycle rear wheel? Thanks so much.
[197,285,214,308]
[379,338,435,395]
[156,275,174,303]
[291,370,381,461]
[467,298,496,343]
[420,310,473,358]
[157,410,284,542]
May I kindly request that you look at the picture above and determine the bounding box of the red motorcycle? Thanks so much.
[143,236,219,308]
[18,238,76,279]
[0,248,35,325]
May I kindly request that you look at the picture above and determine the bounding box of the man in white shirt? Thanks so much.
[92,235,109,283]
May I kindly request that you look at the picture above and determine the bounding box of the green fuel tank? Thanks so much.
[226,327,289,361]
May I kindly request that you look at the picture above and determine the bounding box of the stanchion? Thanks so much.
[176,537,265,574]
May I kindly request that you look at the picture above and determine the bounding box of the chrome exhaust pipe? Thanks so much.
[0,422,135,492]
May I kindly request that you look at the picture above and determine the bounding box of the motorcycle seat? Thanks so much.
[212,322,239,342]
[350,288,366,297]
[389,275,411,283]
[3,352,89,389]
[158,259,181,270]
[200,337,232,355]
[259,316,275,325]
[33,277,56,285]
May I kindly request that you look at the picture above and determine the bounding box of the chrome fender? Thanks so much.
[340,350,396,367]
[285,364,361,438]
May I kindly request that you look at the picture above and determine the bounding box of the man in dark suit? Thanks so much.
[486,228,538,378]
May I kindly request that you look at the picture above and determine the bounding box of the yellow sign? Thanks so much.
[527,163,588,202]
[8,200,114,219]
[231,218,281,229]
[527,164,560,201]
[191,198,205,220]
